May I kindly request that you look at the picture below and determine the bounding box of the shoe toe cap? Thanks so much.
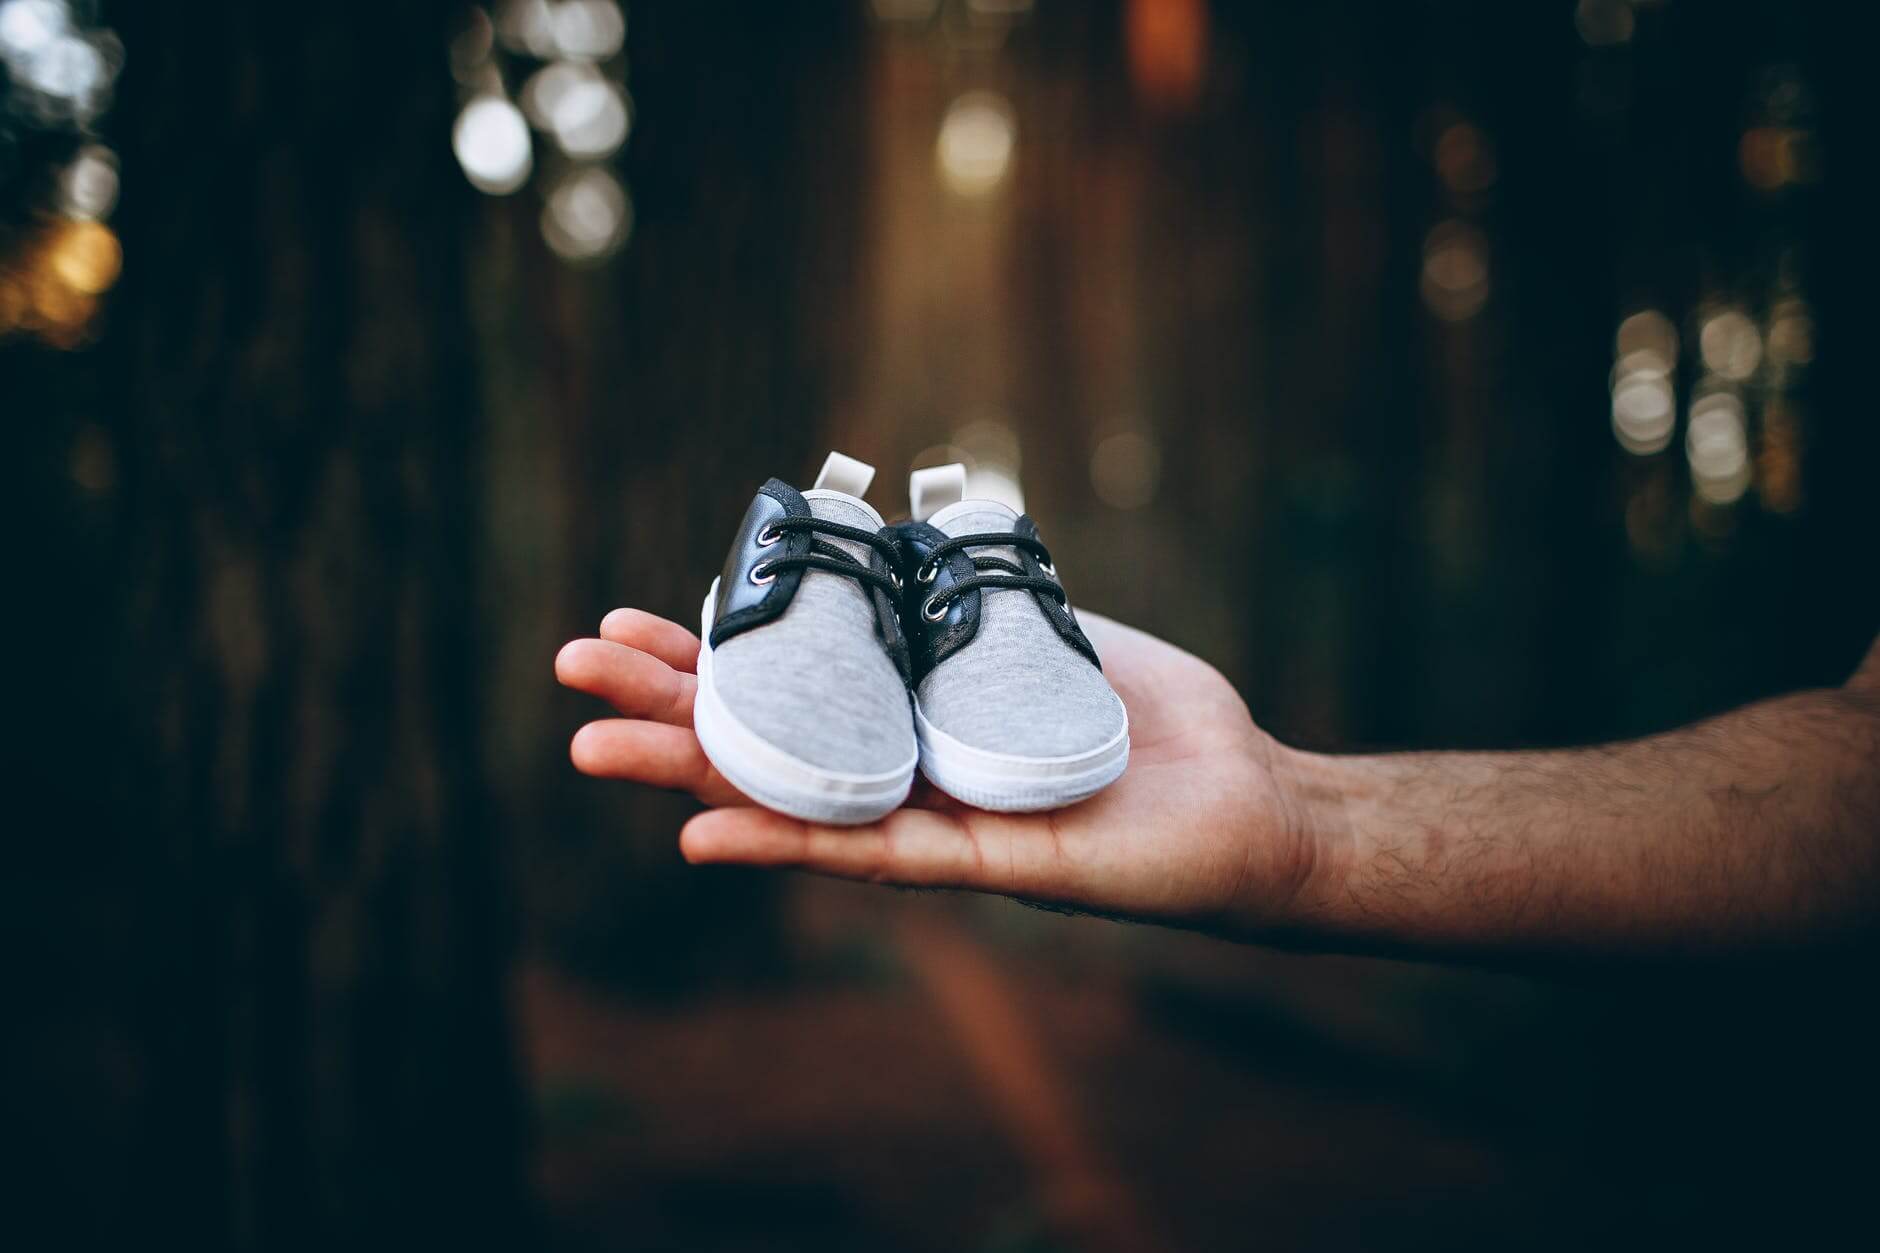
[916,665,1125,760]
[712,639,915,777]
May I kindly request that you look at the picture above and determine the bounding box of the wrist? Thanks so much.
[1256,748,1552,956]
[1229,739,1368,944]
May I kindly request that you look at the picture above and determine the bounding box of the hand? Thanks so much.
[555,608,1319,934]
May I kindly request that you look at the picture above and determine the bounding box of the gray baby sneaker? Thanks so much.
[694,452,916,825]
[893,464,1129,811]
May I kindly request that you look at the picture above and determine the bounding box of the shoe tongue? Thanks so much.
[802,490,885,565]
[927,498,1017,538]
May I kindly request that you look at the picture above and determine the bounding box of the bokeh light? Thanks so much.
[496,0,561,58]
[1758,397,1804,513]
[450,6,496,85]
[1612,369,1675,456]
[1433,121,1497,198]
[1610,308,1678,455]
[556,76,628,158]
[58,143,118,220]
[1698,308,1762,382]
[541,165,632,263]
[0,216,120,346]
[0,2,125,347]
[1420,221,1489,322]
[454,95,534,195]
[46,217,119,293]
[551,0,625,61]
[1090,427,1163,510]
[453,3,634,265]
[0,0,121,123]
[936,92,1016,198]
[1686,389,1751,505]
[523,59,630,158]
[0,0,64,54]
[1616,308,1678,371]
[523,58,590,128]
[1739,125,1818,191]
[950,416,1024,511]
[953,415,1022,476]
[1126,0,1209,114]
[1765,297,1814,370]
[965,465,1025,513]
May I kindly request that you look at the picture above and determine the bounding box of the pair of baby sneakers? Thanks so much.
[694,451,1129,824]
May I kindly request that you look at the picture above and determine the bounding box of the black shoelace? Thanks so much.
[914,531,1066,622]
[751,517,904,599]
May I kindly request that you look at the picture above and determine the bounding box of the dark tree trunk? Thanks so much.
[8,3,529,1247]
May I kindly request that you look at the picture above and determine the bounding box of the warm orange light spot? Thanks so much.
[48,219,123,294]
[31,265,96,328]
[0,276,29,332]
[1434,122,1497,197]
[1126,0,1208,115]
[1758,399,1804,514]
[1739,126,1817,192]
[1,215,120,347]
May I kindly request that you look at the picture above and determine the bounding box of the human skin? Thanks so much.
[555,609,1880,959]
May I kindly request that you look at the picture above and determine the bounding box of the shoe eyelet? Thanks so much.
[1039,559,1056,577]
[756,524,783,547]
[888,567,903,591]
[916,560,939,584]
[921,594,948,622]
[749,562,777,586]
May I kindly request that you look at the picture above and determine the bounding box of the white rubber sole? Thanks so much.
[914,699,1129,813]
[694,583,915,826]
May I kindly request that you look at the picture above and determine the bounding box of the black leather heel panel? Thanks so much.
[892,520,981,676]
[1015,516,1101,669]
[708,479,813,648]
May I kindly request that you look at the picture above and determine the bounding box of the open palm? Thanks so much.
[556,607,1309,929]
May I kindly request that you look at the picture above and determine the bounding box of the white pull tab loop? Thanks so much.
[812,451,876,499]
[909,462,967,521]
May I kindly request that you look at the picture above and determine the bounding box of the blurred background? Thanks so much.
[6,1,1878,1249]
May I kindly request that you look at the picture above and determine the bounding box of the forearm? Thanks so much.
[1270,683,1880,959]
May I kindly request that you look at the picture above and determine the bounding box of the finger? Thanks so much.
[556,638,696,726]
[680,806,1001,891]
[570,719,744,806]
[599,608,701,674]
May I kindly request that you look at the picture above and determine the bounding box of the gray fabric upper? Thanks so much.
[711,491,915,775]
[915,502,1126,758]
